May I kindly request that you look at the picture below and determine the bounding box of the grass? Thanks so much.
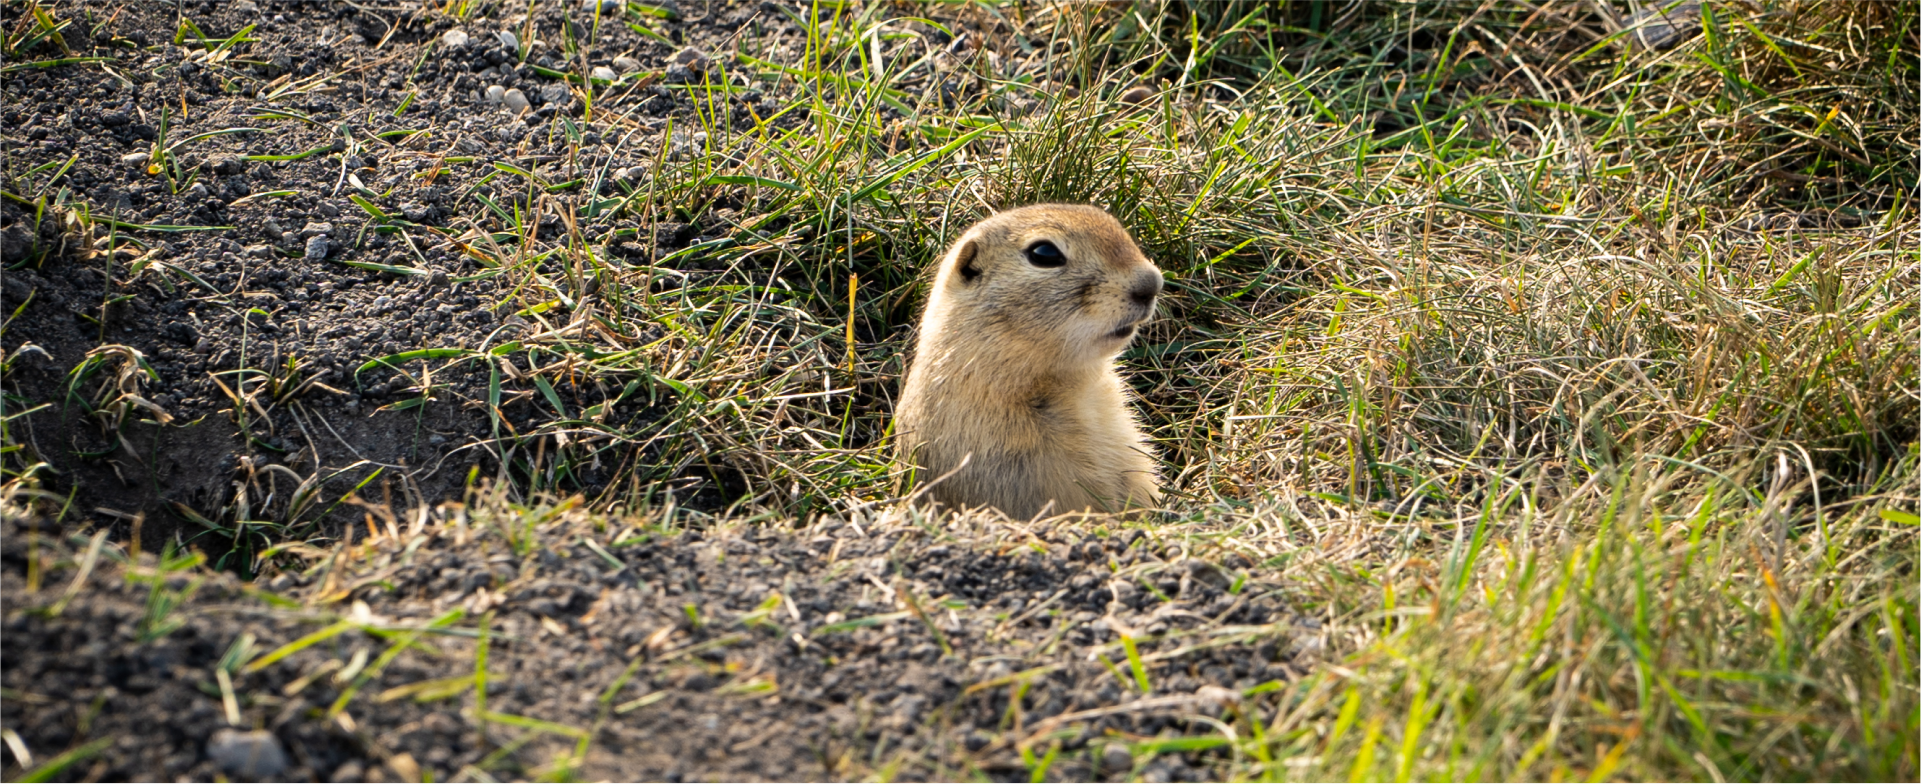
[455,0,1917,775]
[2,0,1916,780]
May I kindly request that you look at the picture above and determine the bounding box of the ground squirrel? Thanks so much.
[895,204,1164,519]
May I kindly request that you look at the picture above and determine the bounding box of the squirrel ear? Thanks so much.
[954,239,982,283]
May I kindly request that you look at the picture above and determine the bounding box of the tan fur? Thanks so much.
[895,204,1163,519]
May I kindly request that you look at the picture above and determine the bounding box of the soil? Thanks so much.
[0,5,1320,781]
[0,0,994,553]
[2,505,1319,782]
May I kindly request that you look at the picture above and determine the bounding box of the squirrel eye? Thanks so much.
[1024,241,1066,268]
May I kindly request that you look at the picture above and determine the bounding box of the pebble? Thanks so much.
[612,55,640,73]
[1182,558,1232,589]
[441,29,469,48]
[1101,744,1133,773]
[485,84,506,103]
[663,64,695,84]
[329,760,364,783]
[299,221,334,238]
[581,0,622,12]
[206,729,288,780]
[671,46,710,72]
[590,66,616,82]
[1194,685,1240,714]
[502,88,531,114]
[1119,84,1155,104]
[184,183,210,201]
[495,30,519,51]
[245,244,272,258]
[120,151,150,165]
[303,236,330,260]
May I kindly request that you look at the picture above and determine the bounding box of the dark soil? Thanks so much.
[3,506,1318,782]
[1,5,1317,781]
[0,0,990,554]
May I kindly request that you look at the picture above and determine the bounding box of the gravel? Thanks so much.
[3,507,1314,781]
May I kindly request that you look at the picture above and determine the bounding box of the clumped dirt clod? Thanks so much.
[3,501,1314,782]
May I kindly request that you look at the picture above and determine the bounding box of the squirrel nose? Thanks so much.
[1128,271,1163,308]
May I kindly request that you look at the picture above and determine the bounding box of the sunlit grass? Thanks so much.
[1,0,1914,779]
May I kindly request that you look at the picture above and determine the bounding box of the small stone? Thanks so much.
[1119,84,1155,104]
[303,236,330,260]
[502,88,531,114]
[245,244,272,258]
[329,760,364,783]
[671,46,710,72]
[1626,0,1702,51]
[1194,685,1240,714]
[184,182,210,201]
[581,0,621,12]
[590,66,616,82]
[540,83,570,104]
[1183,558,1232,590]
[663,64,694,84]
[495,30,519,52]
[485,84,506,103]
[386,753,420,782]
[372,295,393,311]
[232,0,259,12]
[264,219,285,239]
[1101,744,1132,773]
[210,155,246,176]
[612,55,640,73]
[300,221,334,238]
[441,29,470,48]
[207,729,288,780]
[121,151,150,165]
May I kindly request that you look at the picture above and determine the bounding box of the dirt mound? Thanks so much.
[2,500,1315,781]
[0,0,894,555]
